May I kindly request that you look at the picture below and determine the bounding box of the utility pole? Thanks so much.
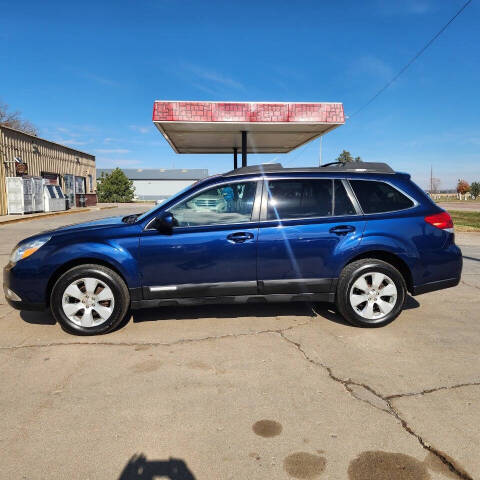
[430,165,433,193]
[319,136,323,166]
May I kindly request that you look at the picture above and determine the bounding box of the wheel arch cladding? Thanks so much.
[46,258,130,307]
[345,250,414,293]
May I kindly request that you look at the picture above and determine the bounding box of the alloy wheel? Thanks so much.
[349,271,398,321]
[62,277,115,327]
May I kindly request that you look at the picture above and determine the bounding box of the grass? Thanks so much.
[450,210,480,232]
[434,197,480,203]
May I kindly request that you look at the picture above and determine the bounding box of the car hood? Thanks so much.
[47,215,128,235]
[13,215,136,250]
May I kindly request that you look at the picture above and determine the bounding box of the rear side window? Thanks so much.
[266,179,356,220]
[349,180,414,214]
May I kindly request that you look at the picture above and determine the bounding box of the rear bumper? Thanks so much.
[411,241,462,296]
[411,276,461,296]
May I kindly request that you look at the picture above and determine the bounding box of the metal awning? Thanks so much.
[152,101,345,167]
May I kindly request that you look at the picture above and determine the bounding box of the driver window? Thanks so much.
[169,181,256,227]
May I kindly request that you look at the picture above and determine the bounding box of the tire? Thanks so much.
[50,264,130,335]
[336,259,406,328]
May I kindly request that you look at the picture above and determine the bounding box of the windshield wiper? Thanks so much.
[121,213,142,224]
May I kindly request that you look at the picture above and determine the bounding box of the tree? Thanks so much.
[0,100,38,135]
[456,180,470,195]
[335,150,353,163]
[470,181,480,200]
[335,150,362,163]
[97,168,135,203]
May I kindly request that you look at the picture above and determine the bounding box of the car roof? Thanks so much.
[222,161,395,178]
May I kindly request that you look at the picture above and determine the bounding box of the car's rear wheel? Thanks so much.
[50,264,130,335]
[336,259,406,327]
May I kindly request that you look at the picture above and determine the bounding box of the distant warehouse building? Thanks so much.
[96,168,209,201]
[0,125,97,215]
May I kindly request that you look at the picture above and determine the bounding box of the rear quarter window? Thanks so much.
[349,180,414,214]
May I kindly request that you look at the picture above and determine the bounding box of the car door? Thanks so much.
[138,180,261,300]
[256,177,365,296]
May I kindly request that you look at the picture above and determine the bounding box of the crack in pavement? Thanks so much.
[0,319,314,351]
[461,280,480,290]
[387,382,480,400]
[277,330,473,480]
[0,316,475,479]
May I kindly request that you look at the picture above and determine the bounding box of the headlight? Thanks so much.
[10,236,51,265]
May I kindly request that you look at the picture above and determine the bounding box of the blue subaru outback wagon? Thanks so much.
[3,162,462,335]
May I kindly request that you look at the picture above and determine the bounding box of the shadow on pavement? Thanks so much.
[118,454,196,480]
[132,302,316,323]
[19,296,420,329]
[20,310,56,325]
[463,255,480,262]
[404,295,421,310]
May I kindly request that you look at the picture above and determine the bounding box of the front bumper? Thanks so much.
[3,265,46,311]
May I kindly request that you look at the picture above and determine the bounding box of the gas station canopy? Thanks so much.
[152,101,345,155]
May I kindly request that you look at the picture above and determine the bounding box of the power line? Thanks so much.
[349,0,473,118]
[283,138,317,166]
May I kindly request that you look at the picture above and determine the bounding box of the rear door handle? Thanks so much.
[329,225,355,235]
[226,232,254,243]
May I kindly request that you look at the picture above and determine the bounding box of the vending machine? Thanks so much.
[5,177,34,214]
[43,184,67,212]
[32,177,45,212]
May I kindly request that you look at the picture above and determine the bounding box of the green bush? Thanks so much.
[97,168,135,203]
[470,182,480,200]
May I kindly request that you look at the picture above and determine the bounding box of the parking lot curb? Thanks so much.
[0,205,118,226]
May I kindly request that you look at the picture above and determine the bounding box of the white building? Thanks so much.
[96,168,208,201]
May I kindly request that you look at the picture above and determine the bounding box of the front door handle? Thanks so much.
[329,225,356,236]
[226,232,254,243]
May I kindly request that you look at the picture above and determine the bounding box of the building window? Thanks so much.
[88,175,93,193]
[41,172,59,185]
[75,176,86,194]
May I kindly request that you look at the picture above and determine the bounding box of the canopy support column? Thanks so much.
[241,131,247,167]
[233,147,238,169]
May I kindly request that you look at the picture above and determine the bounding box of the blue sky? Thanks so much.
[1,0,478,189]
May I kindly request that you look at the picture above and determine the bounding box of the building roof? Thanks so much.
[0,124,95,159]
[96,168,209,180]
[152,101,345,154]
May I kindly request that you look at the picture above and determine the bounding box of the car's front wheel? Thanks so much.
[336,259,406,327]
[50,264,130,335]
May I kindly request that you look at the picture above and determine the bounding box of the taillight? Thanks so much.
[424,212,454,232]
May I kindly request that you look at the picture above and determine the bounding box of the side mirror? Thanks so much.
[151,212,175,233]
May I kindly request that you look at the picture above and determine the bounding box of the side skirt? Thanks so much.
[130,292,335,310]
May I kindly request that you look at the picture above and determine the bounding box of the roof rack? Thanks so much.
[224,163,283,176]
[223,161,394,177]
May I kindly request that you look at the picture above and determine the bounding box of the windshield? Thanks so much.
[135,183,199,222]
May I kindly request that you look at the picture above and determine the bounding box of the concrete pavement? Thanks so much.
[438,202,480,212]
[0,207,479,479]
